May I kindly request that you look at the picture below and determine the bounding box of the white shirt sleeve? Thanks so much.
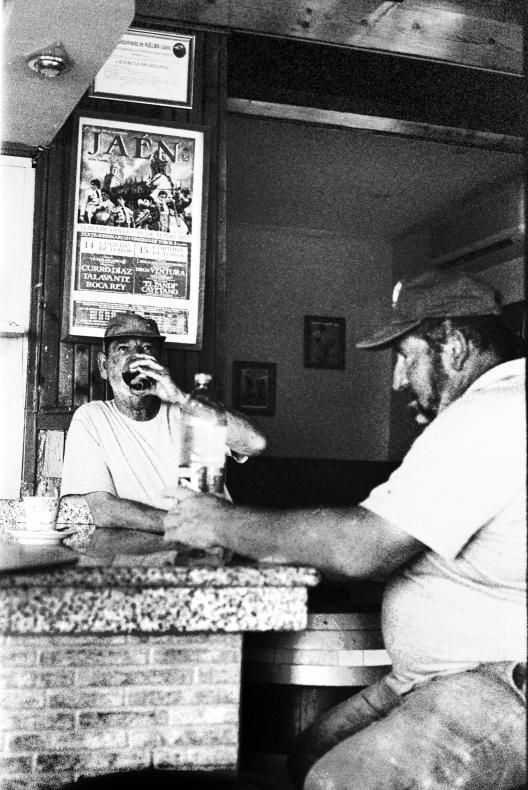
[60,408,117,498]
[361,384,525,559]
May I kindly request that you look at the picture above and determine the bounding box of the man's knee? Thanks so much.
[303,752,371,790]
[287,682,394,789]
[304,760,339,790]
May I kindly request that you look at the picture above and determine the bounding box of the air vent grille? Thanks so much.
[431,225,524,275]
[436,236,515,271]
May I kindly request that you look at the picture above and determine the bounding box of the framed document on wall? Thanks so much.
[92,29,194,109]
[63,113,208,348]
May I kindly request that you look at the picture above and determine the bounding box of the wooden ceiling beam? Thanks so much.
[227,98,524,154]
[138,0,523,75]
[402,1,523,25]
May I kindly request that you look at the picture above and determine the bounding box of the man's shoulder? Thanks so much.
[70,400,116,424]
[474,358,525,390]
[408,359,524,451]
[463,358,525,409]
[428,358,526,443]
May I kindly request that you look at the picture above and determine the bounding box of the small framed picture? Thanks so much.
[304,315,346,369]
[232,361,276,416]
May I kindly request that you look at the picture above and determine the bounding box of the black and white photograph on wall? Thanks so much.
[232,361,276,416]
[304,315,346,369]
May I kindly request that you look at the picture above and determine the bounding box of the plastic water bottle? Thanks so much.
[180,373,227,494]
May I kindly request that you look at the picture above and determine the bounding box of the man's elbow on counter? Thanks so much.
[235,429,267,458]
[59,492,114,529]
[250,431,267,456]
[82,491,118,528]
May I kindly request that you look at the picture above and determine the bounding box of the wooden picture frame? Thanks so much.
[62,112,208,348]
[304,315,346,369]
[232,361,276,416]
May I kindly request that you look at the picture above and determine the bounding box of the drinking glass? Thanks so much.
[122,356,154,391]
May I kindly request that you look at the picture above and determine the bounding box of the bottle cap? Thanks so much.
[194,372,212,386]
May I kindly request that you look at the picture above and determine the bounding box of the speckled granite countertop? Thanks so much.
[0,496,320,635]
[0,563,319,589]
[0,563,320,636]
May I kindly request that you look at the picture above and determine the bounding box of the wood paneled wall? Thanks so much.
[23,26,228,490]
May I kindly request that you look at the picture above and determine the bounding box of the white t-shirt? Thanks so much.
[361,358,527,691]
[61,401,184,510]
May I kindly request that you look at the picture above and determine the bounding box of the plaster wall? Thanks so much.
[226,224,393,460]
[389,178,524,460]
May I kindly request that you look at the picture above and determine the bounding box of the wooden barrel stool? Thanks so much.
[239,612,391,788]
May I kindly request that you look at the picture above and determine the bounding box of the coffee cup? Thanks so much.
[18,495,59,532]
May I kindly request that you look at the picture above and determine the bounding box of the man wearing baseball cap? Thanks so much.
[165,270,526,789]
[60,312,266,556]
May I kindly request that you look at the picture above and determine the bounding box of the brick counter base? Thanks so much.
[0,633,242,789]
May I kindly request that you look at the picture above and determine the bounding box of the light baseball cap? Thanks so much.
[356,270,502,349]
[103,313,165,343]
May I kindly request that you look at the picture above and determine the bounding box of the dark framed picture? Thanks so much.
[304,315,346,369]
[62,112,209,348]
[232,361,276,416]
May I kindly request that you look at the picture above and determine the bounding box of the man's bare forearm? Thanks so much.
[158,394,266,458]
[164,494,423,579]
[225,410,267,457]
[84,492,165,533]
[213,504,379,576]
[158,378,266,458]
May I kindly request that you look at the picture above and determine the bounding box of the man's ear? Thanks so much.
[97,351,109,380]
[444,328,470,371]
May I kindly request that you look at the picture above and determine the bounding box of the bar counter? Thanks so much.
[0,500,319,788]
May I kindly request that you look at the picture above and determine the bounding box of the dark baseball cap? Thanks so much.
[356,270,502,349]
[103,313,165,343]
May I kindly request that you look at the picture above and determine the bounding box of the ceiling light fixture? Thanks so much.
[26,41,72,78]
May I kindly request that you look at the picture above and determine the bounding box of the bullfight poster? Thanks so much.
[65,114,207,347]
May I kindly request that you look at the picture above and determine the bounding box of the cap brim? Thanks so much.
[355,318,422,349]
[104,332,165,342]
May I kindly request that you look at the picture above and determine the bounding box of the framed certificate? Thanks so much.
[92,29,194,109]
[63,112,208,348]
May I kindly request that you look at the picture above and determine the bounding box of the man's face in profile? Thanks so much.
[393,334,449,425]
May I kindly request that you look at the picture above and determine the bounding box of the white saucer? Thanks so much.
[8,528,75,546]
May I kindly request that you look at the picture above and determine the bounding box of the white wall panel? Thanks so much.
[0,156,35,497]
